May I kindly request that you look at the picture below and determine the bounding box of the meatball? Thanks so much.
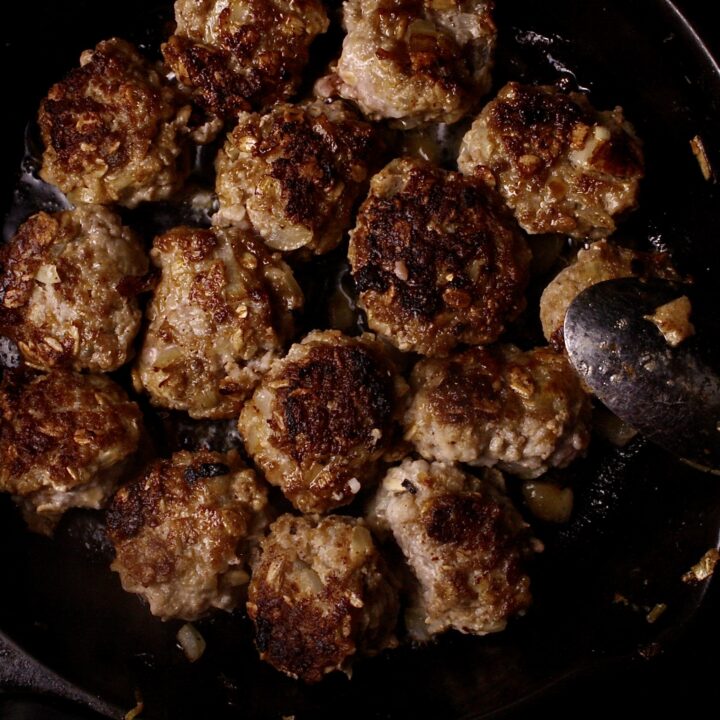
[0,370,142,535]
[0,206,148,372]
[332,0,496,127]
[348,157,530,356]
[38,38,196,208]
[457,82,644,238]
[238,330,406,514]
[404,345,591,479]
[247,513,399,682]
[108,450,270,621]
[214,99,380,255]
[539,240,677,348]
[367,459,533,641]
[133,225,303,420]
[162,0,329,119]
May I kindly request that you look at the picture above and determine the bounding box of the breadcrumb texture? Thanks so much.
[247,513,399,682]
[108,450,270,621]
[458,82,644,238]
[238,330,406,513]
[215,99,379,254]
[38,38,194,208]
[404,345,591,478]
[0,370,142,534]
[133,225,303,419]
[349,156,530,356]
[334,0,496,127]
[163,0,329,118]
[0,206,148,372]
[368,458,533,640]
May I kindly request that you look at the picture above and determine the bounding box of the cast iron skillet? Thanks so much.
[1,2,719,718]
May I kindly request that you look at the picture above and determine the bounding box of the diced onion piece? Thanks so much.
[177,622,206,662]
[523,481,573,523]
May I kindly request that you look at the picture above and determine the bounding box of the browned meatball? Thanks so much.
[238,330,407,514]
[214,99,380,254]
[331,0,496,127]
[108,450,270,621]
[247,513,399,682]
[458,82,644,238]
[348,157,530,356]
[0,206,148,372]
[0,370,142,535]
[162,0,329,119]
[404,345,591,479]
[38,38,196,208]
[367,459,534,641]
[539,240,677,348]
[133,225,303,420]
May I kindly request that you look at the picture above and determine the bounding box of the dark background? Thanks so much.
[1,1,718,718]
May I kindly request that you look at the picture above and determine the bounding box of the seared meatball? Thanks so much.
[162,0,329,119]
[108,450,270,621]
[332,0,496,127]
[404,345,591,479]
[0,370,142,535]
[133,225,303,420]
[539,240,677,348]
[348,157,530,356]
[238,330,406,513]
[0,206,148,372]
[247,513,399,682]
[368,459,533,640]
[458,82,644,238]
[38,38,195,208]
[215,99,379,254]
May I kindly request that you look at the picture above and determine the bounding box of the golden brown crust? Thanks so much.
[238,330,407,514]
[247,513,399,682]
[458,82,644,238]
[214,100,381,254]
[348,157,530,356]
[108,450,270,621]
[162,0,329,118]
[0,207,148,372]
[368,459,533,638]
[134,225,303,420]
[38,38,194,208]
[0,369,142,531]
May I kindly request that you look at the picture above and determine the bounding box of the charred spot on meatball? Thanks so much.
[348,156,530,356]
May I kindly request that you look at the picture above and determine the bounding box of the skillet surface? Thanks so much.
[1,1,720,718]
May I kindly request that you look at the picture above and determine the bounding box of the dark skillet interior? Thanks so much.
[2,2,720,719]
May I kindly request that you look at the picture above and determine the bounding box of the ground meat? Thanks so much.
[133,225,303,420]
[238,330,407,513]
[214,99,380,254]
[162,0,329,119]
[457,82,644,238]
[404,345,591,479]
[247,513,399,682]
[0,206,148,372]
[348,156,530,356]
[0,369,142,535]
[329,0,496,127]
[107,449,270,621]
[539,240,677,348]
[367,458,533,641]
[38,38,196,208]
